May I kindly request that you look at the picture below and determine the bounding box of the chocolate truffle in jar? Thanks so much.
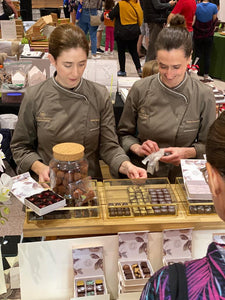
[49,143,88,199]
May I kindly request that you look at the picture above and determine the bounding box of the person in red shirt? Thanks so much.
[167,0,196,32]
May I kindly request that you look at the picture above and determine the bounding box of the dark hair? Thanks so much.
[49,24,89,60]
[155,16,192,58]
[169,14,187,29]
[105,0,114,10]
[206,112,225,176]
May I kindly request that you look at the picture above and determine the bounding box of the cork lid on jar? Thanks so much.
[52,143,84,161]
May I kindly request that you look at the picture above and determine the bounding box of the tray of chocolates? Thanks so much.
[72,246,109,299]
[120,261,151,283]
[103,178,178,218]
[175,177,216,215]
[74,277,107,298]
[24,190,66,216]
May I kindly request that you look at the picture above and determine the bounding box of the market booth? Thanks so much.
[1,11,225,300]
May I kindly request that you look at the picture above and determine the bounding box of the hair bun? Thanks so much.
[169,14,186,28]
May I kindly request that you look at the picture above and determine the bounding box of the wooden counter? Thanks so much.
[23,183,225,237]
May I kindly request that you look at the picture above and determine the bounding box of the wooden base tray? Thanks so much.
[175,178,216,215]
[25,180,101,222]
[103,178,178,218]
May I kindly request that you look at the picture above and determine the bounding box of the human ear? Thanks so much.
[188,52,193,65]
[206,162,221,196]
[48,53,56,67]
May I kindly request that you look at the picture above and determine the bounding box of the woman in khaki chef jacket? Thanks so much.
[10,24,147,184]
[117,17,216,183]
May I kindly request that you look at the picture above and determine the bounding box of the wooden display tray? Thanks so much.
[25,180,101,222]
[103,178,178,218]
[175,177,216,215]
[22,179,225,238]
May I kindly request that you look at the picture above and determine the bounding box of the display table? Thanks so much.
[210,32,225,81]
[22,182,225,238]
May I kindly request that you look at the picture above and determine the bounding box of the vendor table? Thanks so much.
[22,182,225,238]
[210,32,225,81]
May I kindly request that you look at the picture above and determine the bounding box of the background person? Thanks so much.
[63,0,70,18]
[0,0,18,19]
[167,0,197,33]
[102,0,115,55]
[78,0,102,59]
[117,17,216,183]
[193,0,218,82]
[69,0,78,24]
[142,0,176,61]
[109,0,143,77]
[140,111,225,299]
[10,24,147,184]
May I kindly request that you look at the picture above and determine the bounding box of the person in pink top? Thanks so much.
[167,0,196,33]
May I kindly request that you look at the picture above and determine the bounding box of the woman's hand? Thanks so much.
[130,140,160,157]
[31,161,50,188]
[119,161,147,179]
[160,147,197,166]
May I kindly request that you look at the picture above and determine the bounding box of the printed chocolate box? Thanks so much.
[72,246,109,299]
[118,231,153,287]
[24,190,66,216]
[163,228,193,265]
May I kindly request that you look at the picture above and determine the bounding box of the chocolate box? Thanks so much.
[118,231,153,287]
[11,172,44,204]
[162,228,193,265]
[24,190,66,216]
[72,246,109,299]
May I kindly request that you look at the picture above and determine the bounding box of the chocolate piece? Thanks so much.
[123,264,131,270]
[140,261,148,268]
[125,273,133,279]
[189,206,198,214]
[87,291,95,296]
[142,267,150,274]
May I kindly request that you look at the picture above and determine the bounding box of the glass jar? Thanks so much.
[49,143,88,201]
